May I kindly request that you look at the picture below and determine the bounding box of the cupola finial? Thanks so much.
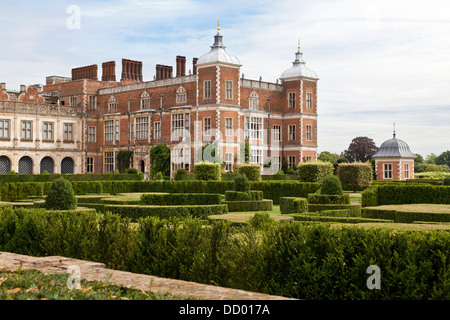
[298,38,301,53]
[217,18,220,34]
[393,122,396,138]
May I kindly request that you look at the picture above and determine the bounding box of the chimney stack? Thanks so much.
[20,85,26,93]
[121,59,143,82]
[193,58,198,75]
[71,65,98,81]
[102,61,116,81]
[0,83,5,91]
[176,56,186,77]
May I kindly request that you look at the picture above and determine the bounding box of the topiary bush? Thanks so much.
[127,167,138,174]
[234,172,250,192]
[194,162,221,181]
[297,162,334,183]
[336,162,373,192]
[44,178,77,210]
[155,172,164,180]
[237,164,261,181]
[174,168,188,181]
[321,174,343,195]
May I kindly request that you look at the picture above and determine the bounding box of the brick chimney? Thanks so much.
[176,56,186,77]
[102,61,116,81]
[193,57,198,75]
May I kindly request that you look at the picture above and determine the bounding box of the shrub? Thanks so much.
[234,173,250,192]
[249,212,274,230]
[426,164,444,172]
[280,197,307,214]
[291,214,390,224]
[194,162,221,181]
[155,172,164,180]
[320,174,343,195]
[336,162,373,192]
[307,194,350,205]
[174,168,188,181]
[127,168,139,174]
[237,164,261,181]
[44,178,77,210]
[223,199,273,212]
[297,162,334,183]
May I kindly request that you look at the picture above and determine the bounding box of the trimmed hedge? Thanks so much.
[2,207,450,299]
[194,163,222,181]
[291,213,392,224]
[224,191,263,202]
[337,162,373,192]
[236,164,261,181]
[297,162,334,183]
[140,193,222,206]
[362,207,450,223]
[280,197,308,214]
[102,204,228,220]
[307,203,362,217]
[0,180,321,204]
[0,173,142,183]
[362,185,450,207]
[372,179,444,186]
[250,181,321,204]
[307,194,350,205]
[223,199,273,212]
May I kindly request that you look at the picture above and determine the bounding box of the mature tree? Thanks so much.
[436,150,450,168]
[318,151,340,164]
[414,154,427,173]
[343,137,379,163]
[425,153,437,164]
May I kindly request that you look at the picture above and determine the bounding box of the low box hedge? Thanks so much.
[290,213,392,224]
[102,204,228,220]
[224,191,263,202]
[140,193,222,206]
[307,203,361,217]
[361,208,397,220]
[362,185,450,207]
[362,207,450,223]
[307,194,350,205]
[280,197,308,214]
[0,173,142,183]
[223,199,273,212]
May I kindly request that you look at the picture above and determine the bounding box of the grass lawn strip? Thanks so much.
[0,268,189,300]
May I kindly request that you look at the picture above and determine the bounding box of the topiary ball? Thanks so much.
[320,174,343,195]
[45,178,77,210]
[234,172,250,192]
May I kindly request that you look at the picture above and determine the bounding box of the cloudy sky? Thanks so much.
[0,0,449,157]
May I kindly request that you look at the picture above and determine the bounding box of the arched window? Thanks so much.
[141,91,150,110]
[176,86,187,104]
[61,157,74,174]
[18,156,33,174]
[40,156,54,174]
[108,95,117,111]
[249,91,259,110]
[0,156,11,174]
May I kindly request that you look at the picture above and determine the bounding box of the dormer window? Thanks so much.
[249,91,259,110]
[176,86,187,103]
[141,91,150,110]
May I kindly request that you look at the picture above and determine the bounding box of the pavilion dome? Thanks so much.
[372,133,417,159]
[197,28,241,66]
[280,47,318,80]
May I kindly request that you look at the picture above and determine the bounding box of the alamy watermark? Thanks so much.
[66,5,81,30]
[366,265,381,290]
[66,265,81,290]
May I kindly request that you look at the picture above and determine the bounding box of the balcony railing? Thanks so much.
[0,100,81,116]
